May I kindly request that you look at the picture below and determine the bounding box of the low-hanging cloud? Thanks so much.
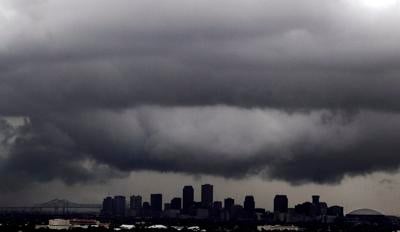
[2,106,400,191]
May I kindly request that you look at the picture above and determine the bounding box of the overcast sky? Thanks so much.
[1,0,400,215]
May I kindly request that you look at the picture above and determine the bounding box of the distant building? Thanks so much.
[346,208,390,226]
[142,202,151,217]
[48,219,71,230]
[213,201,222,210]
[170,197,182,210]
[113,196,126,217]
[273,195,289,222]
[295,202,315,217]
[151,194,163,212]
[142,202,150,209]
[274,195,288,213]
[244,195,255,213]
[224,198,235,210]
[327,205,344,217]
[183,186,194,214]
[196,208,209,219]
[102,197,113,216]
[231,205,244,220]
[130,195,142,210]
[312,195,320,205]
[319,202,328,216]
[201,184,213,208]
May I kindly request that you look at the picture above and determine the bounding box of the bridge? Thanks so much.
[0,199,102,214]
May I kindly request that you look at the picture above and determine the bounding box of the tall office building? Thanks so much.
[151,194,163,212]
[170,197,182,210]
[102,196,113,216]
[113,196,126,217]
[201,184,213,208]
[312,195,320,205]
[183,185,194,213]
[274,195,288,213]
[244,195,255,212]
[130,195,142,210]
[224,198,235,210]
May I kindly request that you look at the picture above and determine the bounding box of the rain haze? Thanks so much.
[1,0,400,215]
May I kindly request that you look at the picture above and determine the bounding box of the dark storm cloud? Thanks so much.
[1,0,400,114]
[2,107,400,189]
[1,0,400,189]
[0,118,126,191]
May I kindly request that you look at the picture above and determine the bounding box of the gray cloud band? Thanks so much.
[1,107,400,190]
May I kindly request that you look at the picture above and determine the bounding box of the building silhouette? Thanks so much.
[142,202,150,210]
[328,205,344,217]
[151,194,163,212]
[102,197,113,216]
[130,195,142,210]
[213,201,222,210]
[312,195,320,205]
[244,196,255,213]
[274,195,288,213]
[97,185,346,224]
[201,184,213,208]
[183,186,194,214]
[224,198,235,210]
[170,197,182,210]
[113,196,126,217]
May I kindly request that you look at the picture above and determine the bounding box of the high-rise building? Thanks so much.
[151,194,163,212]
[244,195,255,212]
[201,184,213,208]
[312,195,320,205]
[113,196,126,217]
[183,186,194,213]
[130,195,142,210]
[170,197,182,210]
[274,195,288,213]
[224,198,235,210]
[102,196,113,216]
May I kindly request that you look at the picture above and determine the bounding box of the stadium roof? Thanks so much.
[348,208,383,216]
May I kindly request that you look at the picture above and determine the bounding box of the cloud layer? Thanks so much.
[2,107,400,191]
[1,0,400,190]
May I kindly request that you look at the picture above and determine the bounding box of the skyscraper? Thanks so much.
[224,198,235,210]
[274,195,288,213]
[130,195,142,210]
[113,196,126,217]
[201,184,213,208]
[102,196,113,216]
[244,195,255,212]
[151,194,163,212]
[183,185,194,214]
[312,195,320,205]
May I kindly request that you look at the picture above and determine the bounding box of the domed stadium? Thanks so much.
[346,208,388,225]
[348,208,383,216]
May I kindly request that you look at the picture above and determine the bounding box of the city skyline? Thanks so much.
[0,179,391,217]
[98,183,347,223]
[1,0,400,217]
